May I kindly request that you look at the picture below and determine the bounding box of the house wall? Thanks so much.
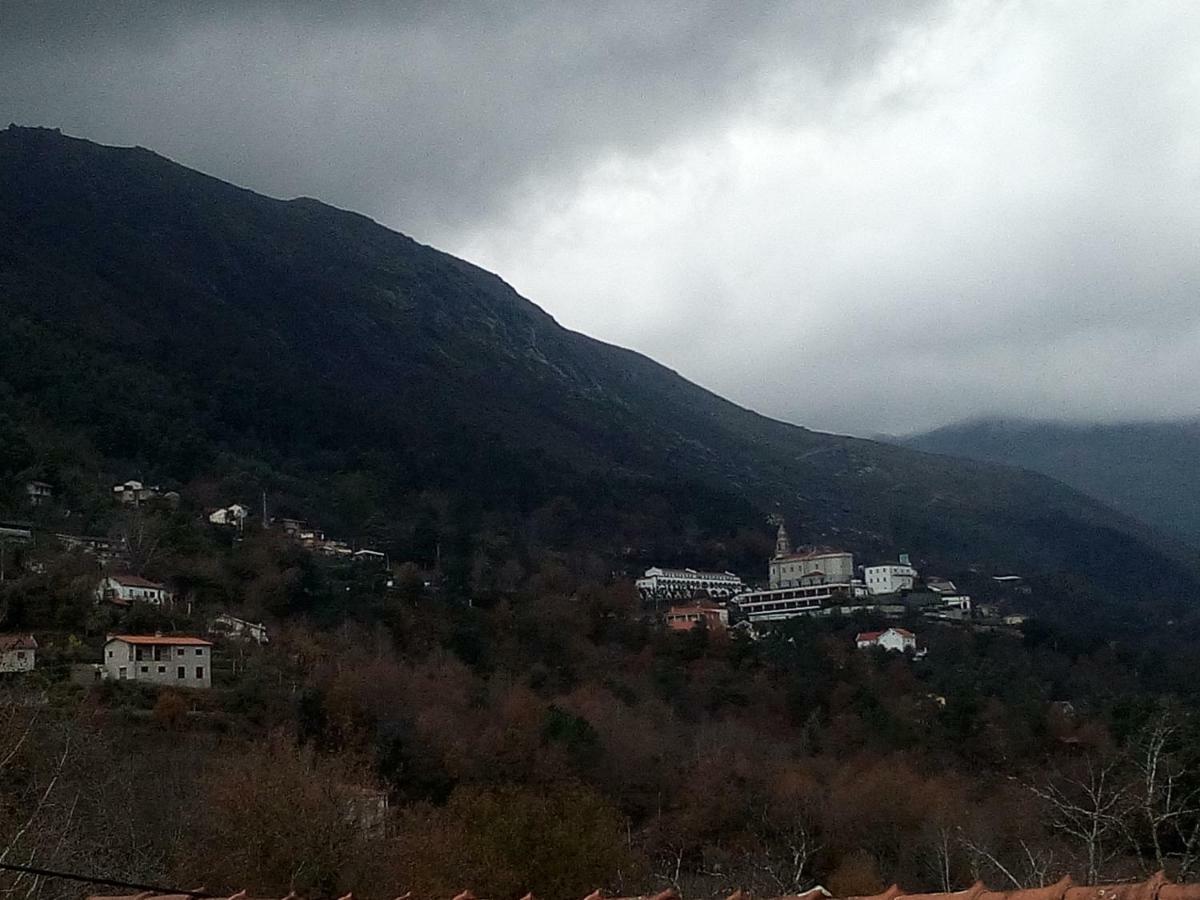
[0,648,35,673]
[877,630,914,652]
[864,565,917,595]
[97,578,172,606]
[103,641,211,688]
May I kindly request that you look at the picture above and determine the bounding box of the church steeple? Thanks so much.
[774,521,791,559]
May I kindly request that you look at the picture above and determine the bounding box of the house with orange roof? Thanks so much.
[103,634,212,687]
[856,627,918,653]
[664,600,729,632]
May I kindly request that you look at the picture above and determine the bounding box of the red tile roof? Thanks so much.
[0,634,36,651]
[107,634,212,646]
[81,874,1200,900]
[857,627,915,642]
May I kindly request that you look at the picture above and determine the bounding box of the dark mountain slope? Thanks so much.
[0,125,1196,604]
[902,417,1200,549]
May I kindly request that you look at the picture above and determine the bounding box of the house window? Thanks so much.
[177,667,185,679]
[118,667,127,679]
[195,649,203,656]
[157,666,166,674]
[176,648,184,657]
[16,652,25,660]
[140,666,148,673]
[107,650,114,658]
[195,667,204,680]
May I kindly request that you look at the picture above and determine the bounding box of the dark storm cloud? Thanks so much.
[4,1,1198,435]
[0,0,933,232]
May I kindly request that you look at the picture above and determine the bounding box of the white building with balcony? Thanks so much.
[103,635,212,688]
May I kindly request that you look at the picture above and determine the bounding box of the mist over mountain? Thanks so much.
[902,416,1200,549]
[1,125,1196,607]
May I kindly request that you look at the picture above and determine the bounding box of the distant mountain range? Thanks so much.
[902,417,1200,549]
[0,125,1196,608]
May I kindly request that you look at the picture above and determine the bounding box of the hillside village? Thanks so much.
[1,476,392,689]
[639,523,1030,653]
[0,467,1041,693]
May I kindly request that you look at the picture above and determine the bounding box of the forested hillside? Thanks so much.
[0,125,1196,605]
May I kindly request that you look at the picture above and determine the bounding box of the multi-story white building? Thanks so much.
[95,574,173,607]
[103,635,212,688]
[0,635,37,673]
[769,549,855,589]
[733,581,865,623]
[636,567,746,600]
[863,562,918,595]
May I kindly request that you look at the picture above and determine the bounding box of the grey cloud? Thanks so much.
[5,0,1196,437]
[0,1,935,233]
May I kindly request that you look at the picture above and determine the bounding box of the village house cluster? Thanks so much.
[639,521,1027,652]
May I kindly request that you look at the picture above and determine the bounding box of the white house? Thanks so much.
[352,549,387,565]
[208,504,250,528]
[113,481,156,504]
[0,635,37,673]
[103,635,212,688]
[95,574,173,607]
[210,613,269,644]
[635,567,746,600]
[24,481,52,506]
[856,627,918,653]
[864,562,918,595]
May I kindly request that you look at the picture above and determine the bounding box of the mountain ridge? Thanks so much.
[902,414,1200,549]
[1,124,1196,606]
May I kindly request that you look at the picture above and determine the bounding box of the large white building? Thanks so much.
[863,560,918,595]
[636,567,746,600]
[734,582,853,622]
[768,523,854,588]
[769,549,855,589]
[103,635,212,688]
[0,635,37,673]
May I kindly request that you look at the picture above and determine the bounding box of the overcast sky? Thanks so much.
[4,0,1199,436]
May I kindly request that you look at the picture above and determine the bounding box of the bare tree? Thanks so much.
[751,803,822,895]
[958,830,1058,890]
[1130,711,1200,877]
[1022,756,1134,883]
